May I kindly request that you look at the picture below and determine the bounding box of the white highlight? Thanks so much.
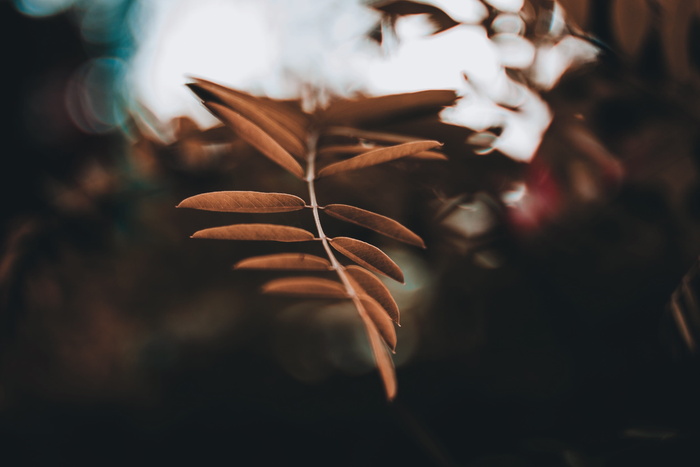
[127,0,597,161]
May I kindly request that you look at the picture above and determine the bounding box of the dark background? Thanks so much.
[2,1,700,465]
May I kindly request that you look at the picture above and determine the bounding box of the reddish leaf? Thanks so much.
[317,141,442,178]
[205,102,305,179]
[346,265,400,324]
[191,224,315,242]
[234,253,332,270]
[330,237,404,283]
[324,204,425,248]
[261,277,348,298]
[359,296,397,351]
[177,191,306,213]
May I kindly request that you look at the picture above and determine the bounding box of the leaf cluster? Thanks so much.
[177,78,455,399]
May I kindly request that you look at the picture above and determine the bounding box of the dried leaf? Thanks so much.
[191,223,315,242]
[188,78,309,139]
[408,150,448,161]
[358,310,397,400]
[234,253,332,270]
[187,83,306,159]
[346,265,400,324]
[177,191,306,213]
[612,0,651,59]
[317,141,442,178]
[205,102,305,179]
[323,90,458,126]
[262,277,349,298]
[330,237,404,283]
[324,204,425,248]
[360,296,397,351]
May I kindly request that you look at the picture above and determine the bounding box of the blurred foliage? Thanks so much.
[3,0,700,465]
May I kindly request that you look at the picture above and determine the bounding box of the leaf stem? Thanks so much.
[305,132,357,298]
[305,130,396,399]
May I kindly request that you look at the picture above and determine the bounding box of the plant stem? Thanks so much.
[305,131,357,299]
[305,130,395,400]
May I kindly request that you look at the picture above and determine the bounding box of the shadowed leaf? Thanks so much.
[191,224,315,242]
[188,78,309,139]
[262,277,348,298]
[358,309,397,400]
[204,102,305,179]
[360,296,397,351]
[347,265,400,324]
[330,237,404,283]
[234,253,332,270]
[324,204,425,248]
[317,141,442,178]
[323,90,458,126]
[177,191,306,213]
[188,82,306,158]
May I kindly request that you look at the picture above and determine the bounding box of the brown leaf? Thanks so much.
[346,265,400,324]
[317,141,442,178]
[324,204,425,248]
[612,0,651,59]
[204,102,305,179]
[191,224,315,242]
[319,145,376,157]
[177,191,306,213]
[408,150,448,161]
[188,78,309,139]
[323,90,458,126]
[261,277,348,298]
[358,310,397,400]
[360,296,397,351]
[330,237,404,283]
[187,82,306,159]
[234,253,332,270]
